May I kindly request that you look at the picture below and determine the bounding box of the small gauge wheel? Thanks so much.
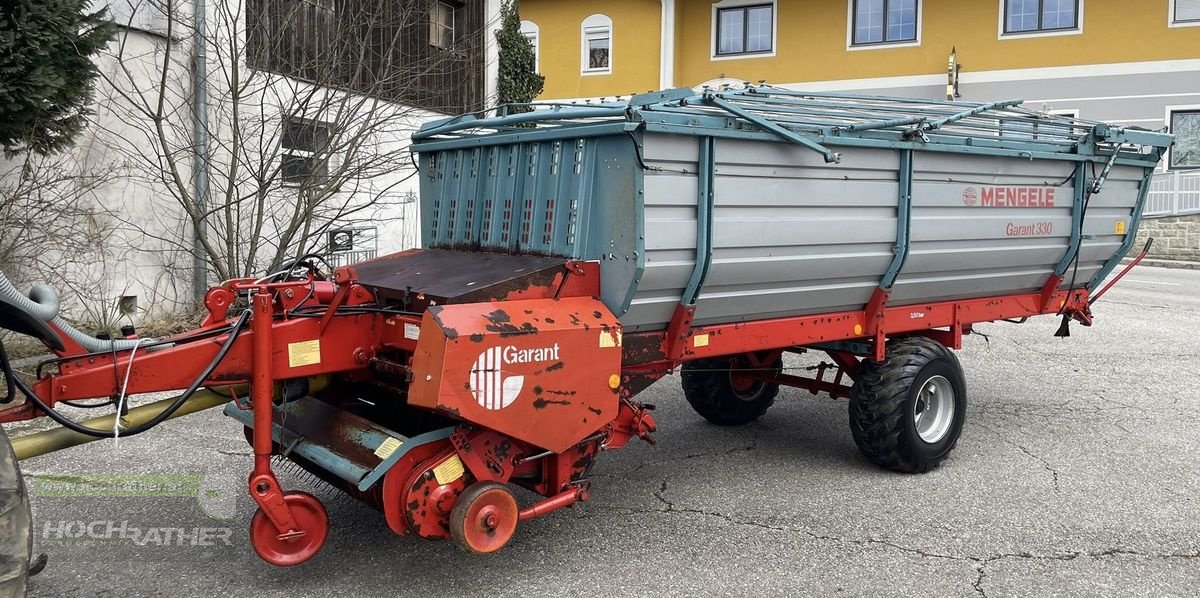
[249,491,329,566]
[449,482,520,554]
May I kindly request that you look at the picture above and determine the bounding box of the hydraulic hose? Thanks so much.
[0,271,144,353]
[1,310,250,438]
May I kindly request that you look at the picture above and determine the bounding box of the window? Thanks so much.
[716,4,774,56]
[581,14,612,74]
[1172,0,1200,24]
[430,1,456,49]
[1004,0,1079,34]
[852,0,918,45]
[520,20,540,72]
[1170,111,1200,169]
[281,117,331,186]
[246,0,337,79]
[245,0,486,115]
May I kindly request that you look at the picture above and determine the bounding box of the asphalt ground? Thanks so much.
[7,265,1199,597]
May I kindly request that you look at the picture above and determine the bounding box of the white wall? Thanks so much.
[1,0,499,326]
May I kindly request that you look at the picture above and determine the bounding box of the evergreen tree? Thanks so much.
[0,0,116,156]
[495,0,543,111]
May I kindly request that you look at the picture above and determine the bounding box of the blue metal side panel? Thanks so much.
[417,132,644,316]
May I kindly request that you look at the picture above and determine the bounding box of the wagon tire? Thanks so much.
[681,356,782,426]
[0,424,32,597]
[849,336,966,473]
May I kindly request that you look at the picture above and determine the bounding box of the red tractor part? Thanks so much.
[450,482,521,554]
[249,491,329,566]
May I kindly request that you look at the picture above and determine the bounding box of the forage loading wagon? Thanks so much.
[0,86,1172,588]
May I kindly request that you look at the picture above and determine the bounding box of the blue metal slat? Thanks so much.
[881,149,914,290]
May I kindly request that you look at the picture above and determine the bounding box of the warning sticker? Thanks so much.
[287,339,321,368]
[433,455,465,485]
[694,334,710,348]
[404,322,421,341]
[599,330,622,348]
[1115,221,1127,235]
[374,437,403,460]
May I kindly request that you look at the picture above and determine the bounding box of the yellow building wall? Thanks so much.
[675,0,1200,88]
[520,0,662,99]
[523,1,1200,99]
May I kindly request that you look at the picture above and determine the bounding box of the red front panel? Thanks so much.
[408,298,623,453]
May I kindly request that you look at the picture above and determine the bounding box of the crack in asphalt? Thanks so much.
[1004,338,1061,358]
[974,423,1062,492]
[632,479,1200,596]
[1013,443,1061,493]
[972,563,989,598]
[611,437,759,474]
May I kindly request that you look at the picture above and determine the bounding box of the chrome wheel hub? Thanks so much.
[913,375,955,444]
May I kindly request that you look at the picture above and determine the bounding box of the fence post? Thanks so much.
[1172,170,1181,216]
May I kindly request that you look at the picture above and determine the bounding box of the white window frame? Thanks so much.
[1166,104,1200,170]
[520,20,540,73]
[846,0,922,51]
[581,14,612,75]
[1170,0,1200,27]
[710,0,777,61]
[997,0,1084,40]
[1047,108,1079,118]
[430,1,456,50]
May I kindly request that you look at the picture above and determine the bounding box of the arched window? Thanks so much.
[520,20,540,72]
[581,14,612,75]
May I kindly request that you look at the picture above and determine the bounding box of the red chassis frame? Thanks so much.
[617,282,1092,401]
[0,258,1096,563]
[2,267,1090,419]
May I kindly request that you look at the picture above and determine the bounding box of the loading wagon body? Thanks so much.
[415,87,1157,334]
[0,86,1172,583]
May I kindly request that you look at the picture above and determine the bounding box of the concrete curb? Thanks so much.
[1120,257,1200,270]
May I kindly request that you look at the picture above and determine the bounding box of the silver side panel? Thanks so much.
[624,132,1144,331]
[897,154,1141,304]
[627,134,898,330]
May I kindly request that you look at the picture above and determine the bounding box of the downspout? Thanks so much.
[659,0,675,90]
[191,0,209,301]
[484,0,501,106]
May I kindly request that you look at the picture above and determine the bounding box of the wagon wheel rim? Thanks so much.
[913,375,955,444]
[727,358,767,399]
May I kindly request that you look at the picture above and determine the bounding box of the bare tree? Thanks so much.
[89,0,488,289]
[0,154,120,321]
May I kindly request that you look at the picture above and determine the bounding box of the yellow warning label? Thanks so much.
[287,339,321,368]
[694,334,710,348]
[374,437,403,460]
[599,330,622,348]
[1115,221,1127,235]
[433,455,465,485]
